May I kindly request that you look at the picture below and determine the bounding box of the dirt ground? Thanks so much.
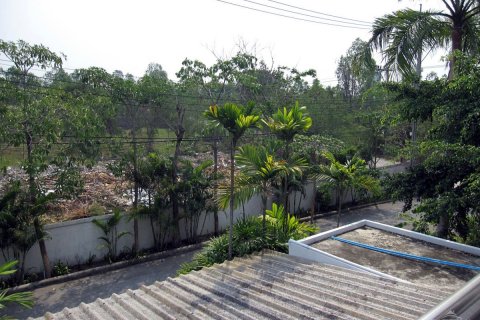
[312,227,480,290]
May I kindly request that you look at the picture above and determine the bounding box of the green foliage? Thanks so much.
[177,203,317,275]
[367,1,480,78]
[0,181,52,283]
[0,260,33,317]
[92,209,130,263]
[263,102,312,145]
[52,261,70,277]
[204,102,261,144]
[336,38,377,104]
[384,53,480,241]
[317,152,381,226]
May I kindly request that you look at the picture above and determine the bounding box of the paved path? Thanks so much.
[5,250,199,319]
[315,201,408,231]
[5,201,407,319]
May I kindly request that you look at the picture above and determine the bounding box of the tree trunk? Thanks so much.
[336,189,343,228]
[171,104,185,245]
[436,212,450,239]
[448,23,463,79]
[25,129,51,278]
[228,139,236,260]
[213,139,219,236]
[131,106,140,255]
[34,217,51,278]
[261,192,267,240]
[310,180,316,224]
[17,251,27,284]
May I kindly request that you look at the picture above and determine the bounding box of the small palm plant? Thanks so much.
[92,209,130,263]
[317,152,380,227]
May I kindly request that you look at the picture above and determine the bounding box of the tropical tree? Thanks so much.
[383,53,480,240]
[204,102,260,259]
[234,144,285,237]
[177,160,214,243]
[263,102,312,211]
[317,152,380,227]
[368,0,480,78]
[0,39,65,278]
[92,209,130,263]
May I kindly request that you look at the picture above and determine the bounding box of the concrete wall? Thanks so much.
[6,163,405,274]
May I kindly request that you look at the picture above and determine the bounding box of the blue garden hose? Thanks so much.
[331,236,480,271]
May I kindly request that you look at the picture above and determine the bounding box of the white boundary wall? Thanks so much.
[4,164,405,274]
[288,220,480,281]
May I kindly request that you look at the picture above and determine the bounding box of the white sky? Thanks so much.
[0,0,448,85]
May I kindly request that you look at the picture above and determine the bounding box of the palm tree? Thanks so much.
[204,102,260,259]
[317,152,380,228]
[369,0,480,78]
[234,145,285,237]
[263,102,312,211]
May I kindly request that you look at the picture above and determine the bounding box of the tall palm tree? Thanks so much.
[263,102,312,211]
[235,145,287,237]
[317,152,380,228]
[204,102,260,259]
[369,0,480,78]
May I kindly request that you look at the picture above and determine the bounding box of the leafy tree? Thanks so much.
[134,153,172,250]
[317,152,380,227]
[204,102,260,259]
[177,160,214,243]
[0,39,67,278]
[384,53,480,240]
[263,102,312,211]
[234,144,286,237]
[368,1,480,78]
[336,38,377,106]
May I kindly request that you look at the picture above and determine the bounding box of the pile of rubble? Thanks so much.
[0,151,233,224]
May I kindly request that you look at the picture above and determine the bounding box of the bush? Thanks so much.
[177,203,317,275]
[52,261,70,277]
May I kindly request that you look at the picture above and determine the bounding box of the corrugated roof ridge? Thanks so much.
[256,251,451,302]
[181,269,299,320]
[205,263,364,320]
[221,255,430,317]
[171,275,260,320]
[124,289,177,319]
[247,252,447,306]
[209,258,416,320]
[94,297,131,320]
[150,280,213,319]
[138,284,193,320]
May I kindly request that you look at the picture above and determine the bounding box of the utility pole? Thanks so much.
[411,3,422,167]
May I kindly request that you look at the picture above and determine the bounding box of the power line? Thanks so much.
[265,0,372,24]
[0,79,394,112]
[0,61,338,86]
[215,0,370,29]
[240,0,371,27]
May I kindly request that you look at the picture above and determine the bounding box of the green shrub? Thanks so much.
[177,203,317,275]
[52,261,70,277]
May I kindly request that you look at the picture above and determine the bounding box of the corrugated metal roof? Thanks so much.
[32,251,454,320]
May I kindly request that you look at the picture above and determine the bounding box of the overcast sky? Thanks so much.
[1,0,448,85]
